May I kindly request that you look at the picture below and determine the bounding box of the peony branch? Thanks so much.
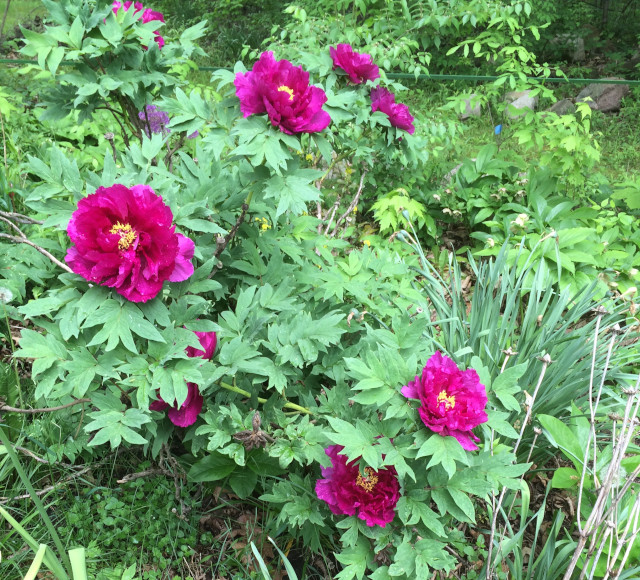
[213,203,249,260]
[218,380,312,415]
[330,170,367,238]
[0,398,91,414]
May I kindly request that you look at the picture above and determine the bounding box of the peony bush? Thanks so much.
[9,1,637,578]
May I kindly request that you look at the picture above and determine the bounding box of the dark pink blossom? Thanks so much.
[329,44,379,84]
[65,184,194,303]
[401,351,488,451]
[112,0,164,49]
[315,445,400,527]
[234,51,331,135]
[185,330,217,360]
[370,86,415,135]
[150,382,203,427]
[149,330,216,427]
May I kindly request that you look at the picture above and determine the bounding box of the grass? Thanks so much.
[0,0,44,39]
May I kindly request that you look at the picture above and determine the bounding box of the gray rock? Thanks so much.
[460,93,482,120]
[505,90,536,104]
[505,90,538,120]
[576,79,630,112]
[546,98,576,116]
[551,34,586,62]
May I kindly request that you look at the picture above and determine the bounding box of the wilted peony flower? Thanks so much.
[329,44,380,84]
[65,184,194,303]
[138,104,170,137]
[315,445,400,527]
[401,351,488,451]
[112,1,165,49]
[370,86,415,135]
[150,330,216,427]
[150,382,204,427]
[234,51,331,135]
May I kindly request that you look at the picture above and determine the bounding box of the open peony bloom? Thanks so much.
[315,445,400,527]
[370,86,415,135]
[329,44,380,84]
[234,51,331,135]
[65,184,194,303]
[112,1,165,49]
[401,351,488,451]
[150,330,216,427]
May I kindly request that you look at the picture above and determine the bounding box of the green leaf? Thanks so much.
[416,435,469,478]
[189,453,237,482]
[229,468,258,498]
[538,414,585,471]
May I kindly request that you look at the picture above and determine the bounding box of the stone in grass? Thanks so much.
[575,79,629,113]
[545,99,576,116]
[504,90,538,120]
[460,93,482,120]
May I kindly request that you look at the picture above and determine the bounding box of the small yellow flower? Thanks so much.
[363,240,371,247]
[305,153,314,162]
[353,205,358,214]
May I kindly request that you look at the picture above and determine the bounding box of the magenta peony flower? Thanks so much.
[401,351,488,451]
[149,330,216,427]
[370,86,415,135]
[150,382,203,427]
[65,184,194,303]
[234,51,331,135]
[112,0,164,49]
[185,330,217,360]
[329,44,380,84]
[315,445,400,527]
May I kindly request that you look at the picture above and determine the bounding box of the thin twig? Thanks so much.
[0,464,95,504]
[116,467,169,484]
[0,210,43,225]
[212,203,248,261]
[0,233,73,273]
[330,171,367,238]
[0,398,91,414]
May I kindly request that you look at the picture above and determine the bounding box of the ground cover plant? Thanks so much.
[0,0,639,579]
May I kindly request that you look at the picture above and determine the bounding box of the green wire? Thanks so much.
[1,58,639,85]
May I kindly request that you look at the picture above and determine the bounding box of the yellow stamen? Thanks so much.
[277,85,295,101]
[437,390,456,411]
[355,467,379,492]
[109,222,137,250]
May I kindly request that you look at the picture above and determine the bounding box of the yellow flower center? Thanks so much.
[355,467,379,492]
[437,390,456,411]
[277,85,295,101]
[109,221,137,250]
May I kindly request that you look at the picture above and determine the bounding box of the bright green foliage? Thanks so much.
[1,0,639,578]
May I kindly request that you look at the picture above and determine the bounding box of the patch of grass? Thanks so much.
[0,1,44,38]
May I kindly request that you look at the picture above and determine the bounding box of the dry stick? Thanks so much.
[322,195,341,235]
[117,467,169,484]
[486,354,552,579]
[0,464,95,504]
[0,398,91,414]
[330,171,367,238]
[0,210,43,225]
[577,314,614,533]
[564,381,640,580]
[604,494,640,580]
[0,233,73,273]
